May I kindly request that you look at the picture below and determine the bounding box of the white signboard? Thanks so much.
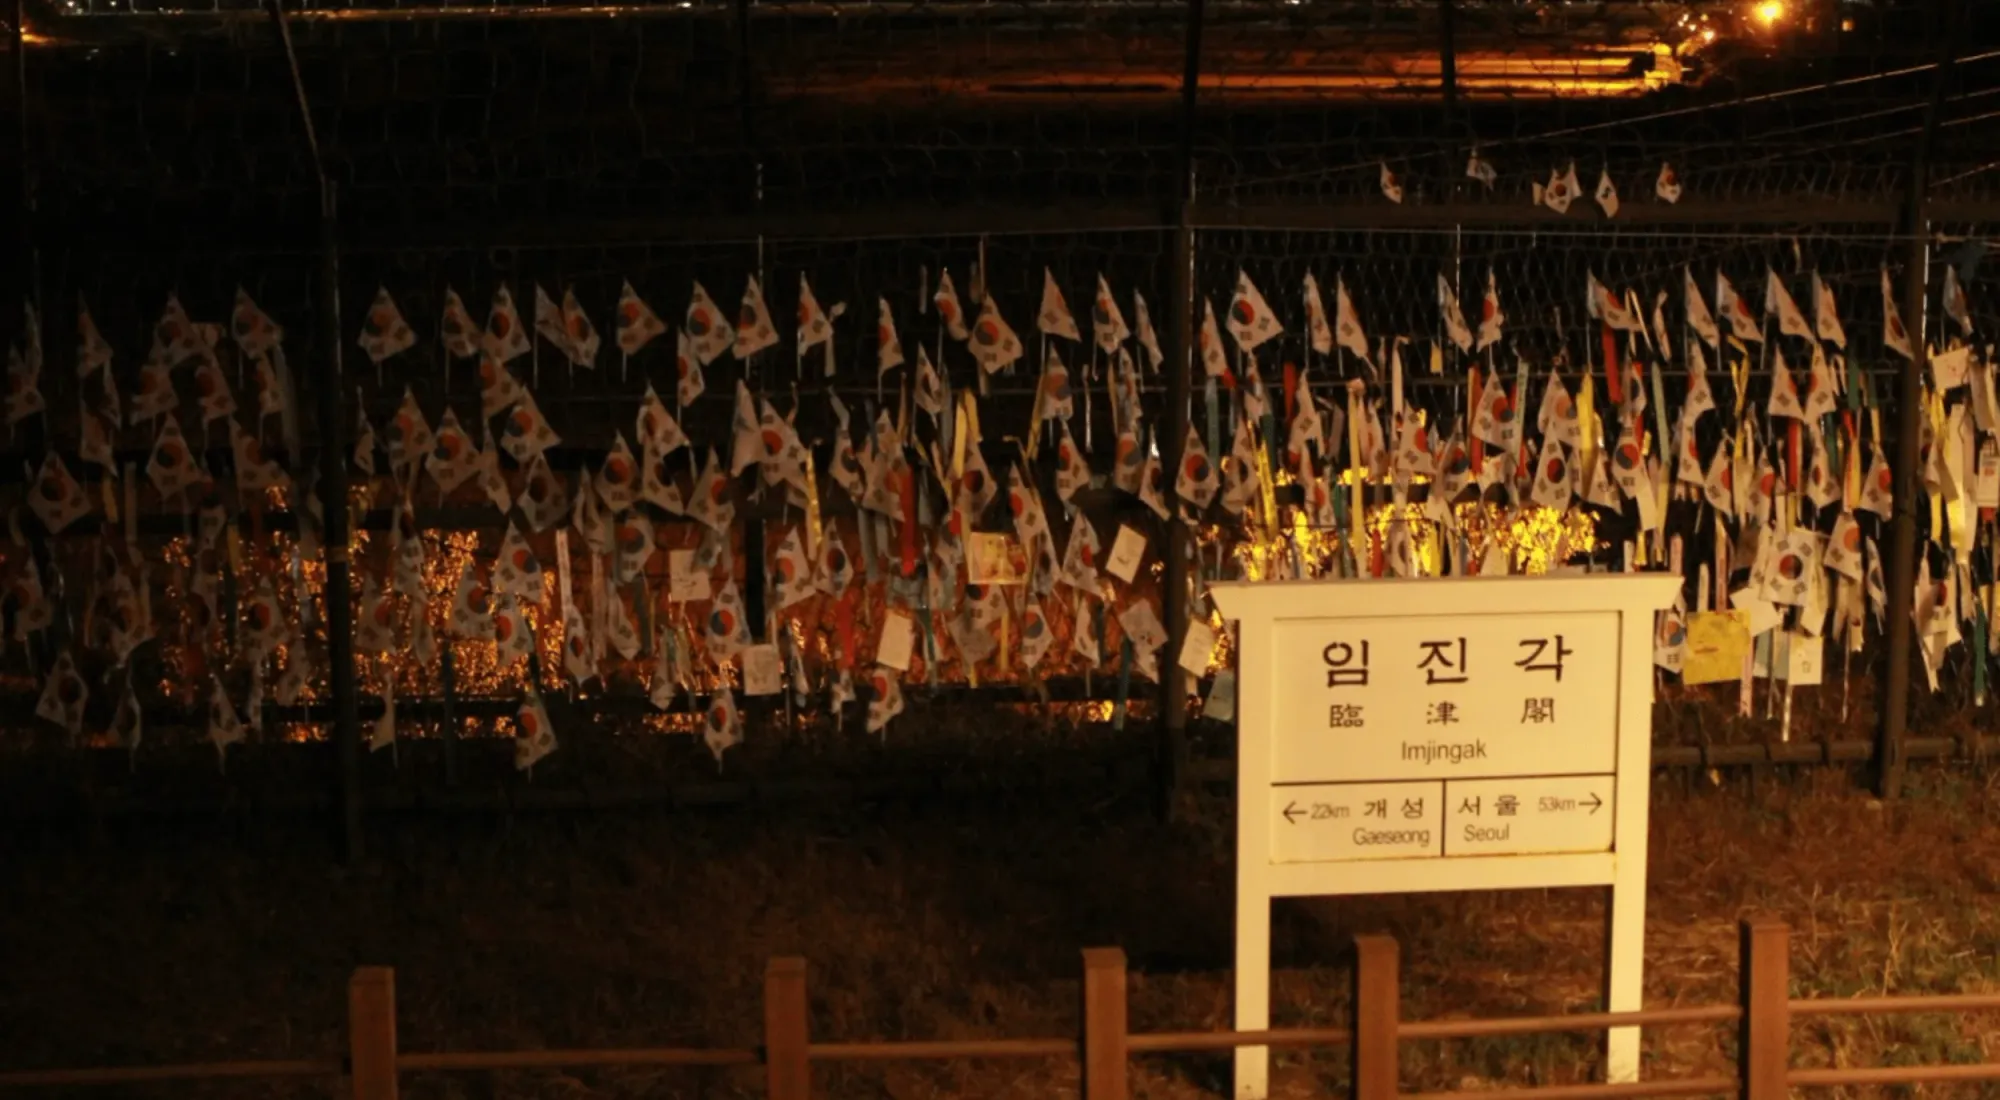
[1213,575,1678,1100]
[1273,610,1619,784]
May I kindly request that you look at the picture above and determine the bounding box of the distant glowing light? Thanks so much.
[1754,1,1786,27]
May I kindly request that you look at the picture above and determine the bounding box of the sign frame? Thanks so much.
[1212,574,1679,1100]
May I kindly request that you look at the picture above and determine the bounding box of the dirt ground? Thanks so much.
[6,762,2000,1099]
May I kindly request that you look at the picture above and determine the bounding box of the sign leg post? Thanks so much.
[1233,893,1271,1100]
[1604,879,1644,1082]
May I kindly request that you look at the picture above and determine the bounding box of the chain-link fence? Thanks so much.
[5,0,1998,812]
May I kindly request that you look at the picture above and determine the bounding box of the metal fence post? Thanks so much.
[1081,948,1130,1100]
[267,0,362,861]
[764,957,810,1100]
[1159,0,1204,823]
[348,967,399,1100]
[1739,921,1790,1100]
[1880,0,1957,802]
[1352,934,1400,1100]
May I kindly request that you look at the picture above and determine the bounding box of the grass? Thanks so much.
[7,762,2000,1097]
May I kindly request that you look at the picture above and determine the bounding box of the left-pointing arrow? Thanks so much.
[1282,801,1304,824]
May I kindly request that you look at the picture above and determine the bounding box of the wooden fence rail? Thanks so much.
[8,918,2000,1098]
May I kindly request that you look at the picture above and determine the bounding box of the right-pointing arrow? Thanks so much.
[1583,792,1604,814]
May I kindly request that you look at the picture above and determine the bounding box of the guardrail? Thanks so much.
[7,920,2000,1098]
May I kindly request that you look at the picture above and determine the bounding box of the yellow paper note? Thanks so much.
[1682,609,1751,685]
[802,456,824,561]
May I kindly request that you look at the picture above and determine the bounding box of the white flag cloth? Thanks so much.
[729,381,762,476]
[1475,268,1505,351]
[1943,265,1973,336]
[146,414,202,498]
[1717,272,1764,343]
[1225,270,1283,354]
[1882,265,1914,359]
[637,384,688,456]
[486,285,531,362]
[685,282,734,365]
[1303,272,1333,356]
[877,297,905,374]
[798,273,838,351]
[1766,268,1814,341]
[533,284,568,354]
[735,275,779,360]
[932,271,969,341]
[1812,272,1847,348]
[560,288,601,367]
[357,287,417,364]
[77,298,114,378]
[515,692,558,770]
[1586,271,1642,333]
[615,280,666,355]
[35,652,88,736]
[1334,277,1370,363]
[970,295,1025,374]
[599,432,642,513]
[1543,162,1580,214]
[438,287,481,359]
[1132,290,1163,371]
[29,453,89,533]
[1767,348,1806,421]
[1378,162,1404,204]
[1438,273,1473,353]
[149,292,202,368]
[866,666,905,734]
[1656,162,1683,203]
[1198,299,1228,377]
[1593,168,1620,218]
[1175,426,1219,512]
[1037,268,1081,341]
[1466,150,1496,188]
[1091,274,1130,353]
[1685,266,1720,348]
[703,688,742,763]
[500,387,559,464]
[1804,345,1839,420]
[207,678,245,763]
[676,328,706,406]
[231,288,283,358]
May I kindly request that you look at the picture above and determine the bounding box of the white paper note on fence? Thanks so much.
[668,548,712,603]
[1784,630,1824,685]
[1106,525,1147,583]
[1178,619,1217,676]
[1202,668,1237,722]
[876,609,915,671]
[743,644,783,696]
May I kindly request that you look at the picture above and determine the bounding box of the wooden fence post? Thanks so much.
[348,967,398,1100]
[765,957,810,1100]
[1081,948,1129,1100]
[1740,920,1790,1100]
[1352,935,1400,1100]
